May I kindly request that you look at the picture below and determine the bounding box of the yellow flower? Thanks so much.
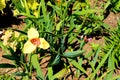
[14,31,20,38]
[0,0,6,12]
[23,28,50,54]
[28,2,39,10]
[1,30,12,45]
[31,2,39,10]
[13,9,19,16]
[33,10,39,18]
[1,30,19,51]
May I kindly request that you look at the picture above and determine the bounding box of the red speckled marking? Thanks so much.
[30,38,40,46]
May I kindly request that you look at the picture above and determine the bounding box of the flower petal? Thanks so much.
[39,38,50,49]
[28,28,39,39]
[23,40,36,54]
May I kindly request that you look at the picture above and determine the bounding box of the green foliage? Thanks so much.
[87,45,114,80]
[110,0,120,13]
[31,54,44,80]
[0,0,120,80]
[104,23,120,68]
[0,75,15,80]
[63,50,85,58]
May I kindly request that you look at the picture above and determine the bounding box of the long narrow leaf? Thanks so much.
[90,47,101,70]
[51,54,61,66]
[47,67,53,80]
[63,50,85,58]
[68,58,86,74]
[73,9,103,16]
[12,72,27,76]
[41,0,48,22]
[23,0,30,14]
[31,54,44,80]
[0,63,16,68]
[2,55,19,61]
[51,68,67,80]
[87,45,114,80]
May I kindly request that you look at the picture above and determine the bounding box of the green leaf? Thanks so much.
[73,9,103,16]
[85,50,94,58]
[0,63,16,68]
[0,75,15,80]
[104,70,114,80]
[23,0,30,14]
[105,53,115,80]
[2,55,19,61]
[0,41,9,54]
[17,13,35,18]
[7,47,20,58]
[12,29,27,35]
[12,72,27,76]
[47,67,53,80]
[53,6,62,17]
[90,47,101,69]
[41,0,48,22]
[56,21,63,31]
[51,54,61,66]
[31,54,44,80]
[98,69,112,80]
[63,50,85,58]
[112,75,120,80]
[68,58,86,74]
[87,45,114,80]
[51,68,67,79]
[12,0,27,14]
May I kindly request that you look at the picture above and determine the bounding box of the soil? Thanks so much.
[0,1,120,80]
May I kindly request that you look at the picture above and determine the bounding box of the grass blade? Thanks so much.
[68,58,86,74]
[87,45,114,80]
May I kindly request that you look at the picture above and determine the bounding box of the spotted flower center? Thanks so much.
[30,38,40,46]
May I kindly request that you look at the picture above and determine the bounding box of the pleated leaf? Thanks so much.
[51,54,61,66]
[63,50,85,58]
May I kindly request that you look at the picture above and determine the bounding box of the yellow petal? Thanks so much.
[13,9,19,16]
[23,40,36,54]
[31,2,39,10]
[28,28,39,39]
[9,41,17,52]
[14,31,20,38]
[0,0,6,11]
[34,10,39,18]
[39,38,50,49]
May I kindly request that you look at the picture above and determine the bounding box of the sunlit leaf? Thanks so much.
[51,68,67,79]
[31,54,44,80]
